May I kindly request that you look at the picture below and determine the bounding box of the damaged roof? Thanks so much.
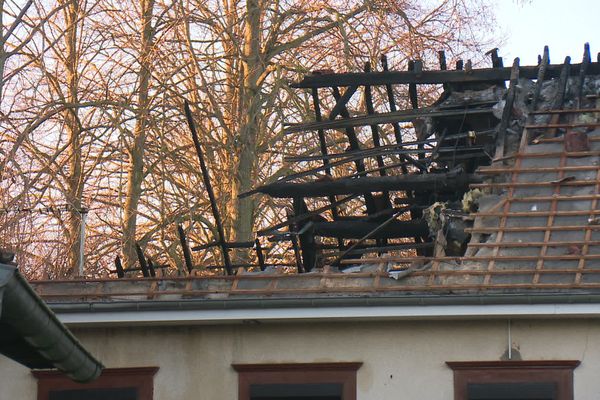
[28,45,600,307]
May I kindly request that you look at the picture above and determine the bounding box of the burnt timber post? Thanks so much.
[184,101,233,275]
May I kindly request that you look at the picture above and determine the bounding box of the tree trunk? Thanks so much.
[232,0,263,255]
[62,0,83,277]
[122,0,155,269]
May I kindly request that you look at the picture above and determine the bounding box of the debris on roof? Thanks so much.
[37,44,600,299]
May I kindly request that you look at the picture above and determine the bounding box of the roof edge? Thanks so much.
[46,292,600,327]
[0,264,103,382]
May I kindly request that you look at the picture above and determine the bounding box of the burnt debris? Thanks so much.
[113,43,600,278]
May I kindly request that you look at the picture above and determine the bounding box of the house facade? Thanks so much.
[1,274,599,399]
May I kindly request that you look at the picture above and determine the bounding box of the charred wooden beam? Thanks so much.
[545,56,572,138]
[114,256,125,278]
[364,61,387,179]
[287,212,305,273]
[331,207,406,265]
[380,55,426,172]
[322,241,434,258]
[331,86,376,214]
[531,46,549,112]
[438,51,449,92]
[311,87,341,226]
[312,219,429,239]
[291,62,600,89]
[135,243,149,277]
[381,55,404,146]
[177,224,194,274]
[284,132,487,163]
[576,43,591,105]
[293,197,318,272]
[256,194,358,236]
[254,169,480,198]
[254,239,266,271]
[147,258,156,277]
[191,241,254,251]
[408,60,419,109]
[284,107,494,134]
[328,85,359,120]
[495,58,520,160]
[487,48,503,68]
[184,101,233,275]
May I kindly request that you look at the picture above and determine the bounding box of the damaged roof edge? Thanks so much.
[0,264,103,383]
[46,292,600,326]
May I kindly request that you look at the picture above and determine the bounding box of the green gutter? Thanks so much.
[0,264,103,382]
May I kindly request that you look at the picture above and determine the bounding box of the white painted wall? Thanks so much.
[2,318,598,399]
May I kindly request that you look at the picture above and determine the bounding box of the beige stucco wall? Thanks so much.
[2,318,599,399]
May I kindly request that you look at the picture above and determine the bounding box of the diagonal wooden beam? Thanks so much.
[328,85,358,120]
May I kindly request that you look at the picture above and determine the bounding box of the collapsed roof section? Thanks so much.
[115,44,600,284]
[233,44,598,276]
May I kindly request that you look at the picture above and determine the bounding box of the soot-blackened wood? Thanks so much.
[531,46,549,112]
[115,256,125,278]
[364,62,387,179]
[311,87,341,225]
[284,107,493,134]
[256,169,479,198]
[146,258,156,277]
[287,212,305,273]
[254,239,266,271]
[291,62,600,88]
[184,101,232,275]
[293,197,317,272]
[545,56,572,138]
[177,224,194,274]
[380,55,425,173]
[405,59,427,252]
[331,208,408,265]
[380,55,404,146]
[135,243,149,277]
[328,85,359,120]
[408,60,419,109]
[439,51,449,92]
[256,194,359,236]
[311,88,332,176]
[284,135,464,162]
[312,219,429,239]
[576,43,591,106]
[495,57,520,160]
[331,86,376,214]
[323,241,433,258]
[363,61,390,249]
[487,48,503,68]
[438,51,447,70]
[191,241,254,251]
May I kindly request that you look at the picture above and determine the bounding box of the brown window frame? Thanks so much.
[33,367,159,400]
[446,360,580,400]
[232,362,362,400]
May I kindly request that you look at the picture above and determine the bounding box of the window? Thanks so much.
[446,361,580,400]
[33,367,158,400]
[233,362,362,400]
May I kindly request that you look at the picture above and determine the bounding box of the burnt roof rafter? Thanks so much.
[291,60,600,89]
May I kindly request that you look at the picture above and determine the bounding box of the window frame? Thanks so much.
[33,366,159,400]
[446,360,580,400]
[232,362,362,400]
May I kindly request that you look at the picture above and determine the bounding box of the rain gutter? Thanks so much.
[46,292,600,327]
[0,264,103,382]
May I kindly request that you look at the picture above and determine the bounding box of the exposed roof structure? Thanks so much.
[0,262,102,382]
[25,44,600,316]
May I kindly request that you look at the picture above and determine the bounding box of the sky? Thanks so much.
[495,0,599,66]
